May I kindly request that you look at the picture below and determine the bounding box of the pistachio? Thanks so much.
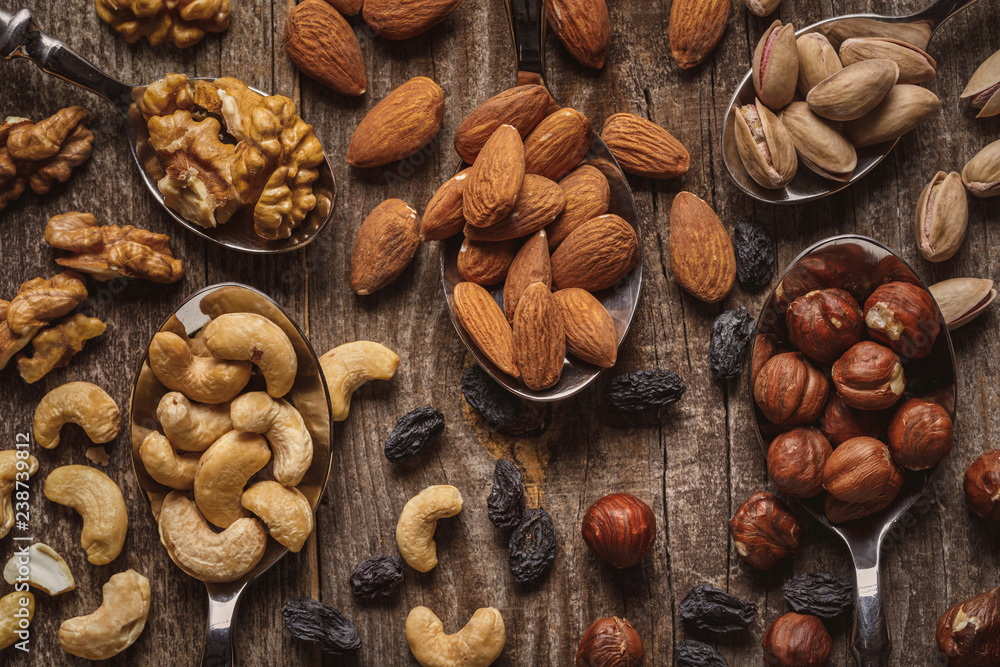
[843,84,940,147]
[819,19,931,52]
[839,38,936,84]
[962,139,1000,198]
[961,49,1000,118]
[796,33,842,95]
[753,21,800,110]
[806,59,899,121]
[915,171,968,262]
[741,0,781,17]
[780,101,857,182]
[929,278,996,330]
[732,100,798,189]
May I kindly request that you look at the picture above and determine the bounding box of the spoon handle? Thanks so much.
[0,8,133,114]
[201,586,246,667]
[504,0,547,85]
[907,0,982,31]
[850,552,892,666]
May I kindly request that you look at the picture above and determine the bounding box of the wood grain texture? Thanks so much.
[0,0,997,664]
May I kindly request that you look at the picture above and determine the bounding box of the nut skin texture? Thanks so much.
[395,485,463,573]
[819,393,884,446]
[729,492,801,570]
[753,21,800,110]
[581,493,656,568]
[824,473,903,523]
[230,391,314,486]
[964,450,1000,521]
[553,288,617,367]
[767,427,833,498]
[887,398,953,470]
[351,199,421,295]
[936,587,1000,666]
[864,281,940,359]
[464,125,525,229]
[669,192,736,304]
[548,165,610,249]
[822,436,902,503]
[762,613,832,667]
[139,431,200,490]
[550,214,638,292]
[669,0,731,69]
[453,281,520,378]
[241,481,315,553]
[193,431,271,529]
[786,288,864,364]
[362,0,465,40]
[751,333,783,386]
[156,392,233,452]
[405,606,506,667]
[512,282,566,391]
[347,77,445,167]
[283,0,366,95]
[464,174,565,242]
[832,341,905,411]
[546,0,611,70]
[421,169,470,241]
[453,85,550,164]
[523,108,593,182]
[754,352,829,425]
[504,232,551,324]
[601,113,690,179]
[457,238,519,286]
[576,616,644,667]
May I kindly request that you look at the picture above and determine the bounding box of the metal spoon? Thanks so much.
[440,0,642,402]
[748,235,957,666]
[129,283,332,667]
[0,8,335,253]
[722,0,981,204]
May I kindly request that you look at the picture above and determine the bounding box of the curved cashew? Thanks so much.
[3,542,75,596]
[0,450,39,539]
[241,481,314,553]
[395,485,463,573]
[158,491,267,582]
[43,465,128,565]
[405,606,506,667]
[139,431,200,490]
[230,392,313,486]
[194,431,270,528]
[0,591,34,651]
[148,331,251,404]
[33,382,120,449]
[319,341,400,421]
[58,569,150,660]
[203,313,298,397]
[156,391,233,452]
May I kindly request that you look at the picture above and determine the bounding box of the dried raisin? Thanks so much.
[733,215,775,289]
[508,508,556,584]
[281,597,361,654]
[679,585,758,634]
[462,364,547,436]
[383,406,445,463]
[605,369,686,412]
[487,459,526,529]
[349,555,404,600]
[674,639,729,666]
[782,572,853,619]
[708,307,755,380]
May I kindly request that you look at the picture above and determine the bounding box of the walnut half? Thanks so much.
[95,0,232,48]
[17,313,106,384]
[7,271,88,336]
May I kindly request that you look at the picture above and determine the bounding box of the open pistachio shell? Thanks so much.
[961,49,1000,118]
[839,38,936,84]
[843,84,940,147]
[915,171,968,262]
[732,100,798,189]
[780,101,857,181]
[929,278,996,330]
[962,139,1000,198]
[796,33,842,96]
[806,59,899,121]
[753,21,800,110]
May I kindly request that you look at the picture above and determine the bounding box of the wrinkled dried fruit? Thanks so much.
[349,555,404,600]
[762,612,832,667]
[782,572,854,619]
[576,616,644,667]
[604,369,686,412]
[488,459,527,529]
[281,597,361,654]
[675,639,729,666]
[508,508,556,584]
[729,491,801,570]
[708,306,755,380]
[679,585,758,634]
[734,216,775,289]
[461,365,547,437]
[383,407,445,463]
[936,587,1000,666]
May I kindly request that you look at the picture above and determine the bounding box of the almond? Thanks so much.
[350,199,420,295]
[547,165,610,249]
[513,282,565,390]
[420,168,470,241]
[524,108,594,181]
[453,85,551,163]
[668,191,735,303]
[347,76,445,168]
[325,0,362,15]
[601,113,690,179]
[463,125,525,228]
[669,0,731,69]
[504,230,552,322]
[553,287,617,367]
[453,281,519,378]
[457,237,519,285]
[464,174,565,242]
[362,0,465,39]
[545,0,611,69]
[550,214,637,292]
[284,0,366,96]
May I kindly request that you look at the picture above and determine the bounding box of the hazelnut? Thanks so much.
[775,246,871,311]
[754,352,829,425]
[762,612,832,667]
[824,484,901,523]
[963,450,1000,521]
[751,333,783,386]
[581,493,656,569]
[831,341,905,411]
[864,281,940,360]
[887,398,953,470]
[936,587,1000,666]
[767,427,833,498]
[819,394,884,446]
[786,288,864,363]
[576,616,643,667]
[822,436,903,504]
[729,491,801,570]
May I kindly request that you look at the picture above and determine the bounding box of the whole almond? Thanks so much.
[524,108,593,181]
[284,0,366,96]
[464,125,526,228]
[362,0,464,39]
[347,76,445,168]
[453,281,520,378]
[547,165,610,249]
[553,287,617,367]
[668,192,735,303]
[545,0,611,69]
[513,282,565,391]
[464,174,565,242]
[325,0,362,15]
[669,0,731,69]
[454,85,551,163]
[550,214,638,292]
[457,237,519,285]
[504,230,552,322]
[601,112,690,179]
[420,168,470,241]
[350,199,420,295]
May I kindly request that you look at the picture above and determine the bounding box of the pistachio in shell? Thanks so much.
[806,59,899,122]
[780,101,857,182]
[741,0,781,17]
[731,100,798,189]
[839,38,936,85]
[961,48,1000,118]
[929,278,996,330]
[915,171,968,263]
[961,139,1000,198]
[796,33,842,96]
[843,84,940,148]
[753,21,800,110]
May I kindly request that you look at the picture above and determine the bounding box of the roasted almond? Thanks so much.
[545,0,611,69]
[601,112,690,179]
[550,214,638,292]
[457,237,519,285]
[284,0,366,96]
[453,282,520,378]
[524,108,593,181]
[547,165,610,249]
[463,124,525,228]
[347,76,445,168]
[504,230,552,322]
[513,282,566,391]
[669,0,731,69]
[350,199,420,295]
[553,287,617,367]
[420,168,469,241]
[453,85,551,163]
[464,174,565,242]
[668,191,735,303]
[362,0,465,39]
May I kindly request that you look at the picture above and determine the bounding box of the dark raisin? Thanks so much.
[488,459,527,529]
[508,507,556,584]
[349,555,404,600]
[679,585,758,634]
[733,215,775,289]
[383,406,445,463]
[462,365,547,437]
[281,597,361,654]
[604,369,686,412]
[708,307,755,380]
[674,639,729,666]
[782,572,854,619]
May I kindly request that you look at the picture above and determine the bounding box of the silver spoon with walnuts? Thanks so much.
[0,8,335,254]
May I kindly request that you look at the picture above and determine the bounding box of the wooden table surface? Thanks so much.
[1,0,998,664]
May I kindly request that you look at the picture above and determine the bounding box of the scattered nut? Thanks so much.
[0,450,39,539]
[887,398,953,470]
[767,427,833,498]
[43,465,128,565]
[864,281,940,360]
[58,569,150,660]
[395,485,463,573]
[831,341,905,410]
[148,331,251,404]
[405,606,506,667]
[241,481,314,553]
[231,392,313,486]
[33,381,120,449]
[139,431,201,490]
[936,587,1000,665]
[822,436,902,504]
[203,312,298,397]
[6,270,88,336]
[194,431,271,528]
[962,138,1000,198]
[351,198,421,295]
[156,391,233,452]
[17,313,105,383]
[929,277,996,331]
[915,171,969,263]
[964,450,1000,521]
[0,590,34,650]
[581,493,656,569]
[576,616,643,667]
[961,48,1000,118]
[319,341,400,421]
[729,491,801,570]
[2,542,75,596]
[762,612,832,667]
[786,288,863,363]
[0,300,38,370]
[754,352,829,425]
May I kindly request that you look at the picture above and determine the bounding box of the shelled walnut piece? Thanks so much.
[17,313,105,383]
[95,0,231,48]
[0,300,36,370]
[6,270,87,336]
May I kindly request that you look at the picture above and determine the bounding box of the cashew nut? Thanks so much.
[202,312,298,397]
[139,431,200,490]
[241,481,314,553]
[0,450,39,539]
[3,542,75,595]
[158,491,267,582]
[148,331,251,404]
[319,341,400,421]
[156,391,233,452]
[405,606,506,667]
[395,485,463,573]
[58,569,150,660]
[0,591,34,651]
[194,431,271,528]
[33,381,120,449]
[230,392,313,486]
[43,465,128,565]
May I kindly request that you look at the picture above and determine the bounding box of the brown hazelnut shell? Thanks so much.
[786,288,864,363]
[820,394,885,446]
[754,352,830,425]
[963,449,1000,521]
[832,341,905,411]
[581,493,656,569]
[822,436,903,503]
[576,616,644,667]
[763,612,833,667]
[936,587,1000,666]
[751,333,784,386]
[729,491,801,570]
[767,427,833,498]
[887,398,953,470]
[864,281,940,360]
